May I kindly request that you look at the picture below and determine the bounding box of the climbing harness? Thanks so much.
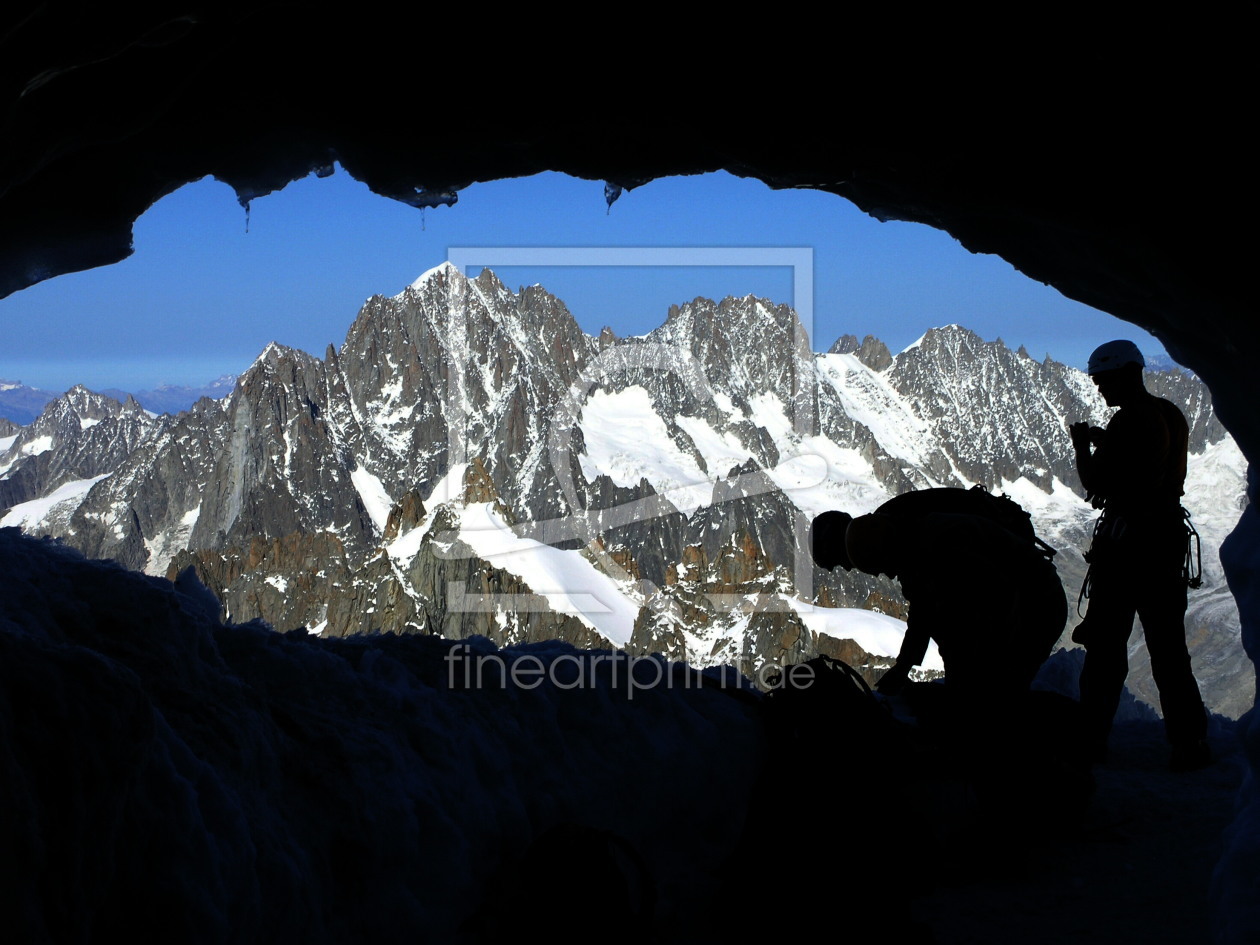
[1076,505,1203,619]
[1076,511,1109,619]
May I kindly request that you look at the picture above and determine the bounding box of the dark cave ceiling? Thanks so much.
[1,5,1252,451]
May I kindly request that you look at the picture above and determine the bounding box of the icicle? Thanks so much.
[232,183,268,233]
[604,182,623,214]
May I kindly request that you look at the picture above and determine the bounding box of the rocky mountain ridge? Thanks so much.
[1,263,1248,714]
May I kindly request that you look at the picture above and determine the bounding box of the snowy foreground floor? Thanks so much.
[0,528,1248,943]
[911,717,1243,945]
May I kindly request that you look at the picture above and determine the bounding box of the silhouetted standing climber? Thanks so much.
[1070,340,1210,770]
[810,489,1067,708]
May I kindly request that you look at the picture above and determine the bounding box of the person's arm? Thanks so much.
[1071,421,1109,506]
[876,614,929,695]
[896,619,930,668]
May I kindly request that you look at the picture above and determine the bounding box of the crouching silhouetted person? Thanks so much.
[811,489,1067,710]
[812,491,1084,850]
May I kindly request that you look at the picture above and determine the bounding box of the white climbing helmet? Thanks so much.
[1087,339,1145,375]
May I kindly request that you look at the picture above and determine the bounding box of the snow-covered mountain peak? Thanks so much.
[657,293,804,339]
[642,294,812,403]
[5,388,97,451]
[400,260,463,297]
[897,325,982,357]
[895,324,984,359]
[49,385,138,424]
[251,341,286,364]
[244,341,317,375]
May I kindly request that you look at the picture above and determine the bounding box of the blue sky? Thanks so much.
[0,168,1164,392]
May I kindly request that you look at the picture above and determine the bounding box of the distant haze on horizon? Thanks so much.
[0,169,1166,393]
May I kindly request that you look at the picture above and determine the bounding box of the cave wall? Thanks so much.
[2,9,1252,443]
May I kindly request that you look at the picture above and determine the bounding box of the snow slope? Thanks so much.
[0,526,1244,943]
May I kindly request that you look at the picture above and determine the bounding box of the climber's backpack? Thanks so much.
[876,485,1057,561]
[963,485,1058,561]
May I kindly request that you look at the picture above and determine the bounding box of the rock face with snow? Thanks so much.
[0,265,1247,714]
[0,386,156,536]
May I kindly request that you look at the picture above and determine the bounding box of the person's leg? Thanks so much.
[1137,564,1209,764]
[1077,563,1137,758]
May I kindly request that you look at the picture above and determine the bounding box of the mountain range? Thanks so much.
[0,263,1248,715]
[0,375,238,424]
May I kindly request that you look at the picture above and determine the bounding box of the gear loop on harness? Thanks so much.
[1076,509,1109,619]
[1182,506,1203,590]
